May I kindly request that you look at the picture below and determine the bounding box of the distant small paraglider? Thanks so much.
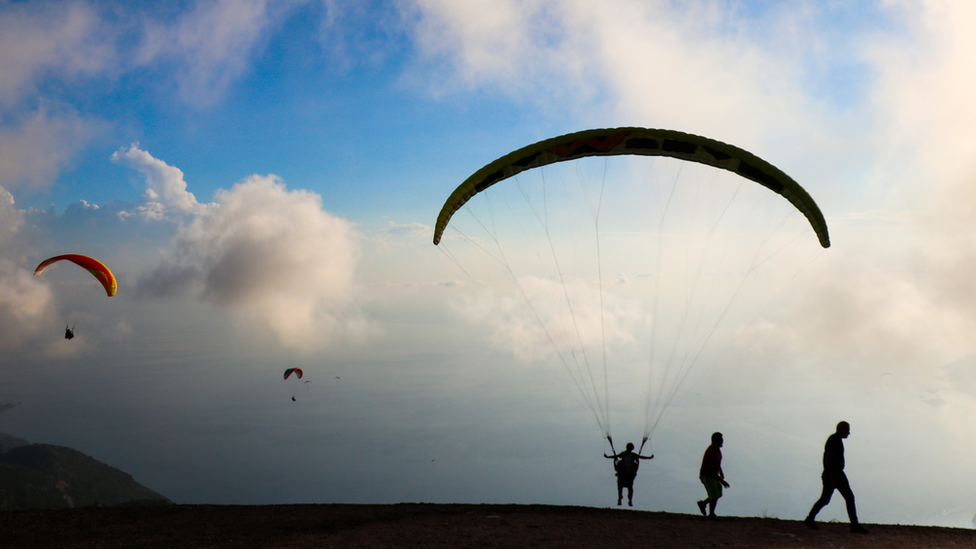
[64,325,74,340]
[283,368,303,380]
[284,368,304,401]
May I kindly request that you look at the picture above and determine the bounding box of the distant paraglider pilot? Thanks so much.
[605,442,654,506]
[804,421,868,534]
[64,325,74,340]
[284,368,303,401]
[697,432,730,519]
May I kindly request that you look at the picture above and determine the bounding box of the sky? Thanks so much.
[1,0,976,528]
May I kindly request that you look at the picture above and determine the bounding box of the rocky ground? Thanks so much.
[3,502,974,548]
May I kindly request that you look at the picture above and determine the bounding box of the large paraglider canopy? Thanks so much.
[283,368,303,380]
[433,127,829,248]
[33,254,117,297]
[433,127,829,453]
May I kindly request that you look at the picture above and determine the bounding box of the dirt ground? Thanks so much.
[3,503,974,548]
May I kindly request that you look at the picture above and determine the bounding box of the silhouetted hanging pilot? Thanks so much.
[64,325,74,340]
[605,442,654,506]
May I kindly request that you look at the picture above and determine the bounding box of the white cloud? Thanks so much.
[865,2,976,314]
[0,185,24,244]
[0,1,115,108]
[738,253,976,380]
[137,172,369,351]
[0,186,110,357]
[0,107,103,192]
[111,144,208,219]
[136,0,307,107]
[0,189,49,350]
[407,0,831,146]
[381,220,430,239]
[449,275,645,362]
[409,0,554,88]
[413,0,976,377]
[719,1,976,393]
[0,258,56,351]
[0,3,113,193]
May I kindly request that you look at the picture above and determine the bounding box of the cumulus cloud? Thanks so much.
[0,190,50,349]
[110,144,208,218]
[0,258,56,351]
[137,172,368,351]
[727,2,976,384]
[737,254,976,378]
[865,3,976,315]
[0,185,24,244]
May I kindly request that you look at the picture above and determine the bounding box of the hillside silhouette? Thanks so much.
[0,436,170,510]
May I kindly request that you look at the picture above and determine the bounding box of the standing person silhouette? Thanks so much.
[604,442,653,506]
[697,432,730,519]
[804,421,868,533]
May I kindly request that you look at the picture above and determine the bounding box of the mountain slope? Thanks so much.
[0,443,170,509]
[0,432,28,454]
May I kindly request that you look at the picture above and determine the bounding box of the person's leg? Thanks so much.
[617,479,623,505]
[805,478,834,528]
[700,477,722,518]
[627,485,633,506]
[835,475,861,528]
[697,477,708,515]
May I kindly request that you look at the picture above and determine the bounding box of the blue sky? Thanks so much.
[2,0,976,529]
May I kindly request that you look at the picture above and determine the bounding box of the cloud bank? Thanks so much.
[450,275,644,363]
[125,149,369,351]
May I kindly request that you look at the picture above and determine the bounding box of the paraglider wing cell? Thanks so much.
[432,127,830,248]
[34,254,118,297]
[283,368,303,380]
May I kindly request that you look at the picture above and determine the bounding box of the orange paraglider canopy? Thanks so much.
[34,254,117,297]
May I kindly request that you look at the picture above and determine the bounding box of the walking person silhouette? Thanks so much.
[697,432,730,519]
[804,421,868,534]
